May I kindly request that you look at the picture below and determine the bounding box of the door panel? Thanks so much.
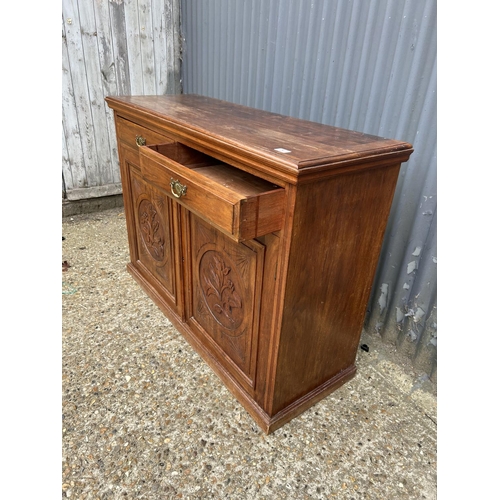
[130,165,181,314]
[186,214,265,392]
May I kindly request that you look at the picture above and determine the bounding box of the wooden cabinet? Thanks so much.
[106,95,413,433]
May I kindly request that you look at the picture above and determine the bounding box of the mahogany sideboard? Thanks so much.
[105,94,413,433]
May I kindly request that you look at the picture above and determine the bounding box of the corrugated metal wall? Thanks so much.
[180,0,437,379]
[62,0,181,200]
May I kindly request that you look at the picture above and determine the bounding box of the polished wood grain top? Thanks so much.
[106,95,413,172]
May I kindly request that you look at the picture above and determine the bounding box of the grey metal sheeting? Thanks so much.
[180,0,437,379]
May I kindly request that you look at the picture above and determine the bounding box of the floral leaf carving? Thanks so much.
[227,291,242,309]
[138,199,165,261]
[201,252,243,328]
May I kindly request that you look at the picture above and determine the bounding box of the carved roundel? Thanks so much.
[138,199,165,262]
[199,250,244,332]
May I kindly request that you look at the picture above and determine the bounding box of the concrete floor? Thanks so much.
[62,207,437,499]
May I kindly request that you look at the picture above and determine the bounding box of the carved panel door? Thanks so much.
[129,164,181,315]
[186,214,266,393]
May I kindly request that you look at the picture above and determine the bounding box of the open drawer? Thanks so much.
[139,142,285,241]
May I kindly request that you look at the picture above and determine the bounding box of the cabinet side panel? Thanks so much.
[272,164,401,414]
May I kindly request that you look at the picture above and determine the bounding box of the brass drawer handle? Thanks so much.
[136,135,146,146]
[170,178,187,198]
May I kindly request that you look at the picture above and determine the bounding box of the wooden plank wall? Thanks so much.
[62,0,181,200]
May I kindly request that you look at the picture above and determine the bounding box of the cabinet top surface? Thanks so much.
[106,94,413,173]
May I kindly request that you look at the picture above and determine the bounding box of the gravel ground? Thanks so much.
[62,207,437,499]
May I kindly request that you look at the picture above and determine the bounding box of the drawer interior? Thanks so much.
[147,143,281,196]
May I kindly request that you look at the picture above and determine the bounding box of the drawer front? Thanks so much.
[116,116,174,154]
[140,146,236,237]
[139,143,285,241]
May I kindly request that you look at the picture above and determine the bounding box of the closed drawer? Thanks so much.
[139,142,285,241]
[116,116,174,153]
